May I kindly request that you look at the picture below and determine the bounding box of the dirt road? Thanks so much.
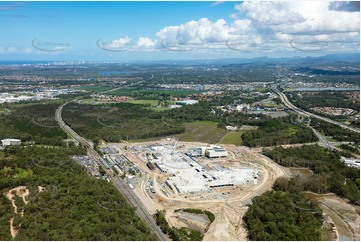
[5,186,30,239]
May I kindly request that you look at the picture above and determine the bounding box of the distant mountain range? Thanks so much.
[212,53,360,65]
[1,53,359,66]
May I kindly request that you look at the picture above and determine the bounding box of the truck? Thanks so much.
[146,162,156,170]
[149,185,155,193]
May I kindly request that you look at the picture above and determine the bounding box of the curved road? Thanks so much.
[272,86,360,133]
[55,100,168,241]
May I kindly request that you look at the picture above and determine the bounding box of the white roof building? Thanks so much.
[342,157,360,169]
[175,100,199,106]
[1,139,21,147]
[205,145,228,158]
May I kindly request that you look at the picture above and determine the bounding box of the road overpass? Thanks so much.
[55,100,168,241]
[272,86,360,133]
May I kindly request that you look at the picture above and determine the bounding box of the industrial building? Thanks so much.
[187,145,228,158]
[135,142,260,195]
[146,144,258,194]
[1,139,21,147]
[165,163,258,194]
[205,145,228,158]
[342,157,360,169]
[186,147,206,157]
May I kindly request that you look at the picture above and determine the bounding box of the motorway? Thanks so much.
[55,100,168,241]
[272,86,360,133]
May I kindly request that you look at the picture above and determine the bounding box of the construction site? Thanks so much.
[97,138,290,240]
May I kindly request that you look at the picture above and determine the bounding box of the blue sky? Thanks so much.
[0,1,359,61]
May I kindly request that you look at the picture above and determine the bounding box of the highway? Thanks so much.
[311,127,334,149]
[271,86,360,133]
[55,100,168,241]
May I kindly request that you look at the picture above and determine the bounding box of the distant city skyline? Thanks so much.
[0,1,359,61]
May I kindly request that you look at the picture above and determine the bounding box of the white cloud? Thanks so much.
[97,1,359,55]
[236,1,305,26]
[109,36,132,48]
[211,1,225,7]
[157,18,236,45]
[0,47,17,53]
[230,1,360,53]
[22,47,33,53]
[230,13,239,20]
[7,47,17,53]
[136,37,156,48]
[235,1,359,36]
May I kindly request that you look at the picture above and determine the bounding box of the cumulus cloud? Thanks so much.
[0,47,17,53]
[108,36,132,48]
[99,1,359,54]
[157,18,227,44]
[22,47,32,53]
[236,1,359,34]
[97,36,133,51]
[235,1,305,26]
[329,1,360,12]
[136,37,156,48]
[232,1,360,52]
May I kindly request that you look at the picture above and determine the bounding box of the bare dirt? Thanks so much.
[4,186,30,239]
[116,139,290,240]
[166,210,209,233]
[304,192,360,241]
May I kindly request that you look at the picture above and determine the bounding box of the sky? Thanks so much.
[0,0,359,61]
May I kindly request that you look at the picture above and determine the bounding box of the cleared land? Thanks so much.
[126,100,175,111]
[173,121,229,144]
[303,192,360,241]
[106,88,200,97]
[220,131,243,145]
[126,100,160,105]
[106,140,290,241]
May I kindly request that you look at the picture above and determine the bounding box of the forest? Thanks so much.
[237,115,317,147]
[0,146,158,240]
[62,101,317,147]
[263,145,360,204]
[0,103,67,146]
[0,101,158,240]
[243,188,323,241]
[62,102,186,142]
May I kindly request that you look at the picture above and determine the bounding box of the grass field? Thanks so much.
[126,100,175,111]
[151,107,172,111]
[106,88,201,97]
[173,121,229,144]
[79,99,98,105]
[255,87,269,92]
[220,131,243,145]
[78,98,175,111]
[287,127,298,135]
[128,121,245,145]
[126,100,160,105]
[74,86,112,92]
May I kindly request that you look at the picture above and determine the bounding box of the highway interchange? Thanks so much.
[271,85,360,133]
